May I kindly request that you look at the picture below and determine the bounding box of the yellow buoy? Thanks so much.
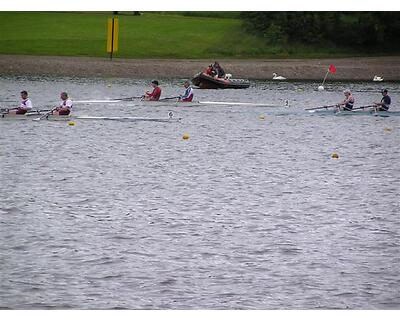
[259,115,265,120]
[107,84,112,88]
[182,133,190,140]
[384,127,392,132]
[68,121,75,126]
[331,152,339,159]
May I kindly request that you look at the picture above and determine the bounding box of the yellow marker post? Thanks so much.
[107,17,119,60]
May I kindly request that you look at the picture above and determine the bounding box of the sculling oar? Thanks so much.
[32,107,57,121]
[305,104,338,111]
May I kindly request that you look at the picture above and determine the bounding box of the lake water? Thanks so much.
[0,76,399,309]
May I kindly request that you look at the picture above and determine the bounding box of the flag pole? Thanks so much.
[321,70,329,87]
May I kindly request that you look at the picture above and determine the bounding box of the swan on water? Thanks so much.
[272,73,286,80]
[373,75,384,82]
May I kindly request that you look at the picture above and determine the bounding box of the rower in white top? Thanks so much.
[8,90,33,114]
[53,92,73,116]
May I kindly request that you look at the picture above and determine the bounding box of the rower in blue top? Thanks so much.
[178,81,194,102]
[337,89,355,111]
[374,89,391,111]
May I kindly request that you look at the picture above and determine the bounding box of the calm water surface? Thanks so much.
[0,76,399,309]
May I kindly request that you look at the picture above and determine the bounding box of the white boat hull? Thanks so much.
[74,100,288,108]
[308,109,400,117]
[1,112,181,122]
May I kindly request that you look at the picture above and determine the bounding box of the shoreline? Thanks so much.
[1,55,400,81]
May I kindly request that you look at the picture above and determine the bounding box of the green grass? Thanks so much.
[0,12,387,59]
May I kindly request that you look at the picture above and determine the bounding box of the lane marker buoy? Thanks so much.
[182,133,189,140]
[331,152,339,159]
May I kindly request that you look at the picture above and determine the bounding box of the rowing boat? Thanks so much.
[308,109,400,117]
[1,111,44,120]
[74,99,289,108]
[1,112,181,122]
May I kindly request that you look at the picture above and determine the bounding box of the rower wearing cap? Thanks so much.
[144,80,162,101]
[374,89,391,111]
[53,92,73,116]
[179,81,194,102]
[8,90,33,114]
[337,89,355,111]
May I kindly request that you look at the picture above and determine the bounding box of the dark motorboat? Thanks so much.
[191,72,250,89]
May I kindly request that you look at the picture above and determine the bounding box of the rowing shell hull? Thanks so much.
[73,116,181,122]
[75,100,287,108]
[1,112,43,120]
[308,110,400,117]
[1,113,181,122]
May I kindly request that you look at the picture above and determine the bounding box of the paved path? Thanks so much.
[1,55,400,80]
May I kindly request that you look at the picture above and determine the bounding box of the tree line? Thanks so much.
[240,12,400,50]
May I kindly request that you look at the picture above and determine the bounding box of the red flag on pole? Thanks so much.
[329,64,336,73]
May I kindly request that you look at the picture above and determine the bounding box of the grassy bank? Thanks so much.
[0,12,374,59]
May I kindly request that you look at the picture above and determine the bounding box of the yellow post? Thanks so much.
[107,17,119,59]
[112,18,119,52]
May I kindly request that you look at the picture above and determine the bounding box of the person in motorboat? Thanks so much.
[8,90,33,115]
[52,92,73,116]
[144,80,162,101]
[212,61,226,79]
[337,89,355,111]
[178,81,194,102]
[204,64,214,76]
[374,89,391,111]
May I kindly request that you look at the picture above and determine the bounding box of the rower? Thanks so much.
[337,89,354,111]
[8,90,33,114]
[53,92,73,116]
[178,81,194,102]
[374,89,391,111]
[144,80,162,101]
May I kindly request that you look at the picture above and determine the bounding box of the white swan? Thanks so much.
[373,75,384,82]
[272,72,286,80]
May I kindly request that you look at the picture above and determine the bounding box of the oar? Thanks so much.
[305,104,338,111]
[32,107,57,121]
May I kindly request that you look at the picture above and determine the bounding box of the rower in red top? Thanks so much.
[144,80,162,101]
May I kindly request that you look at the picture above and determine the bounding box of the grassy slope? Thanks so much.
[0,12,366,59]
